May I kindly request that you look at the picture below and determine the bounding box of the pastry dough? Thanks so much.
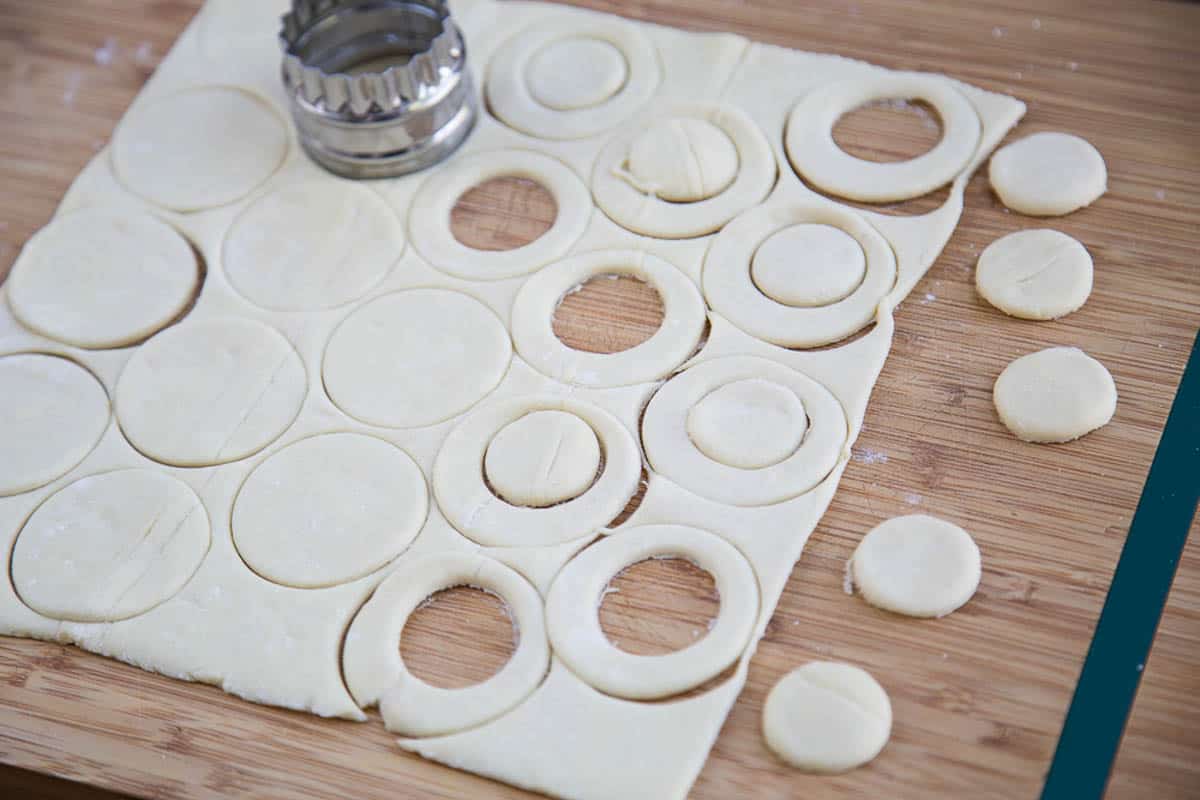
[686,378,808,469]
[988,132,1107,216]
[975,229,1092,320]
[850,514,981,617]
[484,410,601,507]
[993,346,1117,442]
[7,209,197,349]
[750,223,866,308]
[526,38,628,111]
[624,119,739,202]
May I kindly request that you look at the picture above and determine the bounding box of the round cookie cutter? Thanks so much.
[281,0,478,178]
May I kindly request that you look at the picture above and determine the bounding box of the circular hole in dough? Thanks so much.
[12,469,211,622]
[449,176,558,252]
[0,354,109,497]
[525,37,629,111]
[112,86,288,213]
[115,318,306,467]
[850,514,981,618]
[552,274,666,354]
[750,223,867,308]
[975,229,1093,320]
[762,661,892,773]
[989,132,1107,217]
[686,378,809,470]
[993,346,1117,443]
[484,410,601,508]
[598,556,720,656]
[400,586,517,689]
[831,98,943,163]
[232,433,428,589]
[323,289,511,429]
[7,209,199,349]
[223,179,404,311]
[546,524,758,700]
[621,118,740,203]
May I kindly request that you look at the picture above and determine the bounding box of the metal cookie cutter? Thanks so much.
[281,0,477,179]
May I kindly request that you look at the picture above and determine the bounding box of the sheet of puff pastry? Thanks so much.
[0,0,1025,798]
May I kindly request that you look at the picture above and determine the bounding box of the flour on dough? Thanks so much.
[989,132,1107,216]
[993,346,1117,442]
[975,229,1092,320]
[485,410,601,507]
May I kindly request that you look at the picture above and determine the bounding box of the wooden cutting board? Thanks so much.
[1,1,1198,797]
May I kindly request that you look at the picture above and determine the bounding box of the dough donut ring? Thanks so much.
[511,250,706,387]
[785,74,981,203]
[408,149,591,281]
[486,18,659,140]
[592,104,776,239]
[703,201,896,348]
[342,551,549,737]
[434,394,641,547]
[545,524,758,700]
[642,356,848,507]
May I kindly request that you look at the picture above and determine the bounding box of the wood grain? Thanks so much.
[1,0,1199,798]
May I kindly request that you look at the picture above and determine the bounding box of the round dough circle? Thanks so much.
[115,318,306,467]
[851,514,981,617]
[785,74,980,202]
[751,223,866,308]
[592,104,776,239]
[224,178,404,311]
[323,289,511,429]
[511,250,706,387]
[434,395,640,547]
[626,118,739,202]
[525,38,628,111]
[233,434,428,588]
[989,132,1107,216]
[763,661,892,773]
[687,378,808,470]
[408,149,591,280]
[703,201,897,348]
[993,346,1117,443]
[643,356,847,507]
[343,551,549,737]
[975,229,1093,320]
[545,524,758,700]
[113,86,287,212]
[12,469,211,622]
[484,410,601,507]
[8,209,198,349]
[0,354,109,497]
[486,19,659,140]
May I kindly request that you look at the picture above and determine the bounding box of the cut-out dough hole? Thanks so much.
[526,37,628,111]
[832,99,943,163]
[623,118,739,203]
[750,224,867,308]
[599,557,720,656]
[552,275,665,354]
[450,177,558,252]
[484,410,602,507]
[400,587,517,690]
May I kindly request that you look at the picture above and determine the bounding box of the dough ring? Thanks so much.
[703,201,896,348]
[434,394,641,547]
[486,18,659,140]
[785,73,981,203]
[408,149,591,280]
[511,250,706,387]
[342,551,549,737]
[545,524,758,700]
[592,104,776,238]
[642,356,848,507]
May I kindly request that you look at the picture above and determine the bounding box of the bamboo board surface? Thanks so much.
[1,0,1198,797]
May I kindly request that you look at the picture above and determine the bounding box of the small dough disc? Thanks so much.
[484,410,601,507]
[0,354,109,497]
[233,433,428,588]
[993,346,1117,443]
[7,209,197,348]
[625,119,739,202]
[113,86,287,212]
[763,661,892,773]
[223,179,404,311]
[323,289,511,429]
[850,514,981,617]
[526,38,628,111]
[12,469,211,622]
[751,223,867,307]
[975,229,1093,320]
[116,318,306,466]
[686,379,808,469]
[989,132,1107,216]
